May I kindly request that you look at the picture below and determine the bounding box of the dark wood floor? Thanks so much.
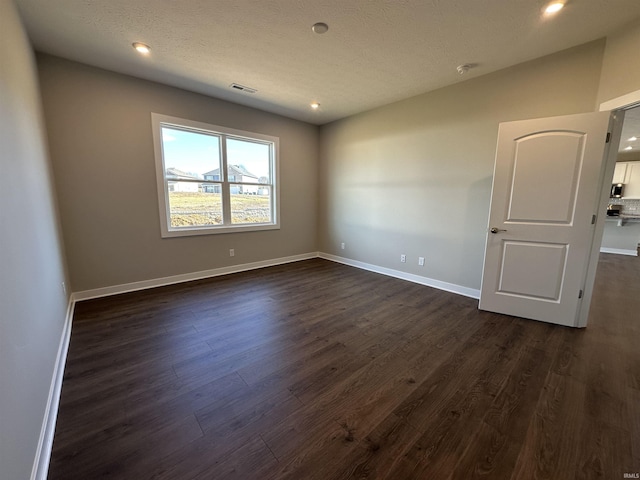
[49,255,640,479]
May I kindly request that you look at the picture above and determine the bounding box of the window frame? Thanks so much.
[151,113,280,237]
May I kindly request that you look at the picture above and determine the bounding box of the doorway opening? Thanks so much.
[478,88,640,328]
[599,104,640,257]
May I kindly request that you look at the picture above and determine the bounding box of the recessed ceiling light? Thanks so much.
[545,2,564,14]
[312,22,329,34]
[625,146,633,150]
[132,42,151,55]
[629,136,638,142]
[310,102,320,110]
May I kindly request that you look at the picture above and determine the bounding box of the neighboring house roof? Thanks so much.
[203,164,258,180]
[166,167,201,180]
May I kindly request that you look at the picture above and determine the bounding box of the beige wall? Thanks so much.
[597,18,640,106]
[0,2,69,478]
[318,41,605,291]
[38,55,319,292]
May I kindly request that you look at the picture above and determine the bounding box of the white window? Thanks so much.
[151,113,279,237]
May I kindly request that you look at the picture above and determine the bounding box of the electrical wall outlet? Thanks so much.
[418,257,425,266]
[62,282,66,295]
[400,254,406,263]
[229,248,235,257]
[341,242,345,250]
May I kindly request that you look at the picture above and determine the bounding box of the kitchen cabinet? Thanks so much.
[613,162,628,184]
[601,219,640,256]
[623,161,640,198]
[613,161,640,198]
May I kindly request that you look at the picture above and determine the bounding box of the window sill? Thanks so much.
[161,222,280,238]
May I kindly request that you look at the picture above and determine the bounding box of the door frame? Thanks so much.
[575,89,640,327]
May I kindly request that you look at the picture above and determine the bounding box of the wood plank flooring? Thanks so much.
[48,255,640,479]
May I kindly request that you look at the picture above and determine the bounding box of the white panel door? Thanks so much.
[479,112,612,327]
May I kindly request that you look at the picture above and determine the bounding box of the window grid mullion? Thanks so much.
[220,135,232,226]
[270,143,276,223]
[164,178,204,184]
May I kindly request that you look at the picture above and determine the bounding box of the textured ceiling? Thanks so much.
[15,0,640,125]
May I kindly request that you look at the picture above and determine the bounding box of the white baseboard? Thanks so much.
[70,251,480,303]
[72,252,319,302]
[319,253,481,299]
[30,297,75,480]
[30,251,480,478]
[600,247,638,256]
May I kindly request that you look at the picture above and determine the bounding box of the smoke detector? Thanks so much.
[457,64,471,75]
[312,22,329,34]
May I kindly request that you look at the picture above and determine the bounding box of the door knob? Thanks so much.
[490,227,507,234]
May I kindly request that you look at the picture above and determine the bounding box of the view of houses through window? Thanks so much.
[152,114,278,237]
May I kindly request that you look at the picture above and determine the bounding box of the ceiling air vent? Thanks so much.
[229,83,257,94]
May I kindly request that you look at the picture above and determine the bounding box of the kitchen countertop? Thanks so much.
[605,214,640,224]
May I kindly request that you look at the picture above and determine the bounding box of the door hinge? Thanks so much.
[591,214,597,225]
[606,132,611,143]
[579,289,584,299]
